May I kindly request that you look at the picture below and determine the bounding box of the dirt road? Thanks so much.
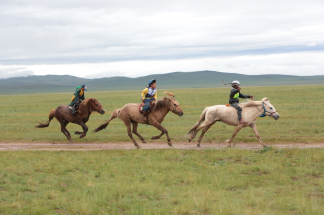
[0,142,323,151]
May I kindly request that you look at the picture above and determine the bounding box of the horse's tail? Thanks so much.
[35,109,55,128]
[93,109,120,132]
[186,107,208,137]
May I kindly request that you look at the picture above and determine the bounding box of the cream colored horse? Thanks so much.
[187,98,279,147]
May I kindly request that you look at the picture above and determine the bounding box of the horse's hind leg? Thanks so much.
[56,116,72,142]
[188,121,210,142]
[197,122,216,147]
[60,122,72,142]
[125,121,141,149]
[249,123,267,148]
[131,122,146,143]
[63,121,71,140]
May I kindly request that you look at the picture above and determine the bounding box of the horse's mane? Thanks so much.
[78,98,96,118]
[152,97,173,111]
[239,97,269,107]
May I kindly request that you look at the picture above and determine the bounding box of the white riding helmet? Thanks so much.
[232,80,240,85]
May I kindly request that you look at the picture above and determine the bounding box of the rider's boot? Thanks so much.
[239,119,246,124]
[142,111,148,122]
[69,104,77,114]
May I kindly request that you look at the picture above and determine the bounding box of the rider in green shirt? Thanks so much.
[69,85,87,114]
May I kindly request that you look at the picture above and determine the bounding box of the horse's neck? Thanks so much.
[152,106,169,120]
[80,104,92,118]
[243,103,263,119]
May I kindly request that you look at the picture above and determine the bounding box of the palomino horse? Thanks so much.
[36,98,105,142]
[93,93,184,149]
[187,98,279,147]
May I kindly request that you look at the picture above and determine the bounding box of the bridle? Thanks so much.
[170,102,181,113]
[171,104,180,112]
[258,103,277,117]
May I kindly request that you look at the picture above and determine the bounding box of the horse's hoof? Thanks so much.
[188,139,191,143]
[227,144,232,148]
[263,145,267,148]
[80,135,86,138]
[136,145,141,149]
[75,131,80,135]
[151,136,155,140]
[197,143,200,147]
[69,139,73,143]
[142,140,147,143]
[168,143,172,147]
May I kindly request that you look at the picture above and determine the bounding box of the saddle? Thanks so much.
[139,101,156,114]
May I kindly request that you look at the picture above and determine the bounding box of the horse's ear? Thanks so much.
[261,97,269,103]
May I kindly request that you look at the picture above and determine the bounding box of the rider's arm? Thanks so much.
[154,91,157,99]
[141,88,148,100]
[229,88,239,98]
[74,89,81,100]
[239,92,251,99]
[80,92,85,101]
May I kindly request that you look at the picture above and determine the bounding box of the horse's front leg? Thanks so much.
[249,123,267,148]
[75,121,88,138]
[154,123,172,146]
[227,125,244,147]
[151,131,164,140]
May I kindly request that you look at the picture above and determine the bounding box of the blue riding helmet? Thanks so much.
[81,85,88,91]
[148,79,156,87]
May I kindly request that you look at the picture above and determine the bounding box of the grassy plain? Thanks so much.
[0,85,324,214]
[1,148,324,214]
[0,85,323,144]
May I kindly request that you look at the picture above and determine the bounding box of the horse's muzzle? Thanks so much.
[178,112,184,117]
[100,110,106,115]
[272,113,279,120]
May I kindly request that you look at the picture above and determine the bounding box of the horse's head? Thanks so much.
[89,98,105,115]
[261,98,279,120]
[168,97,184,117]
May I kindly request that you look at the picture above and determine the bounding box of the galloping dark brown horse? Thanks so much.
[93,93,183,148]
[36,98,105,142]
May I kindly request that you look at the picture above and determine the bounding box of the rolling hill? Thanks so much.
[0,70,323,95]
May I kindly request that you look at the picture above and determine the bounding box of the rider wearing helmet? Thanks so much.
[229,80,253,124]
[141,79,157,121]
[69,84,87,114]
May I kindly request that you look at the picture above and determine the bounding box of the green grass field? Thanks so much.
[1,85,324,214]
[0,85,323,144]
[1,148,324,214]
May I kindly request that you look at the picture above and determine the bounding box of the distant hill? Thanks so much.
[0,70,323,95]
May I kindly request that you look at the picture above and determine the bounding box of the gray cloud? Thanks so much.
[0,0,323,77]
[0,67,34,79]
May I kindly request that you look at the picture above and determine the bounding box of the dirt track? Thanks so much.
[0,142,323,151]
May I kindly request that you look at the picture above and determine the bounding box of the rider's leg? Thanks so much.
[71,102,81,114]
[142,99,152,121]
[231,103,244,123]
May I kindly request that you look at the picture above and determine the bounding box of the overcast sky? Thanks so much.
[0,0,323,79]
